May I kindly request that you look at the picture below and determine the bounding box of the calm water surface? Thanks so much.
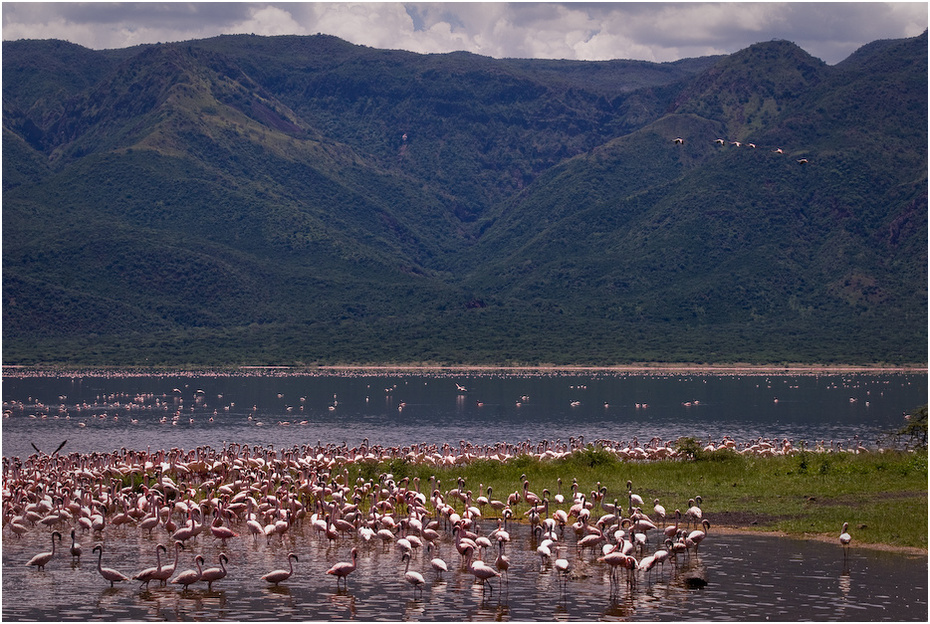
[2,372,926,458]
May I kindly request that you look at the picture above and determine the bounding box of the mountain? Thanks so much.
[2,32,926,366]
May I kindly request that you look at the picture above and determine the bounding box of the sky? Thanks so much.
[2,2,927,65]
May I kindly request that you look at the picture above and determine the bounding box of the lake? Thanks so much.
[2,370,926,458]
[2,370,927,621]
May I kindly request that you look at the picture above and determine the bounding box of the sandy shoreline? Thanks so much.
[707,524,928,557]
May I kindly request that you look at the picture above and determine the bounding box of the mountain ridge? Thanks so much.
[3,32,926,366]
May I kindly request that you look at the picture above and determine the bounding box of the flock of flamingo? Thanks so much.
[5,438,723,595]
[5,436,855,604]
[672,134,810,164]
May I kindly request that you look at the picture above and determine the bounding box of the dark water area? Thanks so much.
[2,371,926,458]
[2,519,926,621]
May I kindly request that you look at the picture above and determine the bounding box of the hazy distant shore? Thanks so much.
[3,363,926,378]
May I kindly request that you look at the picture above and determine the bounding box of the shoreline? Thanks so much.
[704,524,928,557]
[3,363,927,377]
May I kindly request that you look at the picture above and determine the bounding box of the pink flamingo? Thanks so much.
[210,508,238,545]
[262,552,298,585]
[326,547,358,588]
[132,543,167,589]
[401,552,426,595]
[26,531,61,570]
[171,554,205,589]
[94,544,131,587]
[151,541,184,586]
[465,546,500,593]
[200,553,229,590]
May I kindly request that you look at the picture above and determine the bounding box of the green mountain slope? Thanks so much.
[2,33,926,366]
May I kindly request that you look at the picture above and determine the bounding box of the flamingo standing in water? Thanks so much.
[94,544,131,587]
[427,544,448,579]
[465,546,501,593]
[151,541,184,586]
[26,531,62,570]
[401,552,426,595]
[171,554,205,589]
[132,544,167,589]
[839,522,852,557]
[69,529,83,560]
[262,552,298,585]
[554,545,571,588]
[326,548,358,588]
[200,553,229,590]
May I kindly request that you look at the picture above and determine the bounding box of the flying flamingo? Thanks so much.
[171,554,205,589]
[94,544,131,587]
[26,531,61,570]
[262,552,298,586]
[326,547,358,588]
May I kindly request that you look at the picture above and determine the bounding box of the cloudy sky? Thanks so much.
[2,2,927,64]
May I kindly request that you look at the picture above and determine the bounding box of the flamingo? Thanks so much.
[685,497,703,528]
[69,529,83,560]
[200,553,229,590]
[94,544,131,587]
[688,519,711,553]
[132,543,167,589]
[262,552,298,585]
[151,541,184,586]
[326,547,358,588]
[465,546,500,593]
[627,481,644,513]
[171,554,205,589]
[26,531,62,570]
[673,137,684,144]
[839,522,852,556]
[211,509,238,545]
[554,545,571,587]
[653,499,666,524]
[427,543,448,579]
[401,552,426,595]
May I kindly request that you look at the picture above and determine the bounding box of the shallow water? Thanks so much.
[2,372,925,459]
[2,520,925,621]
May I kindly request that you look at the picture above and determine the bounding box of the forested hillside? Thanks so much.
[3,32,926,366]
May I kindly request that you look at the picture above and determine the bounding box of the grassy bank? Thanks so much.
[369,447,928,551]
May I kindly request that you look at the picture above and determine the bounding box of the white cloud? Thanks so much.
[1,2,926,63]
